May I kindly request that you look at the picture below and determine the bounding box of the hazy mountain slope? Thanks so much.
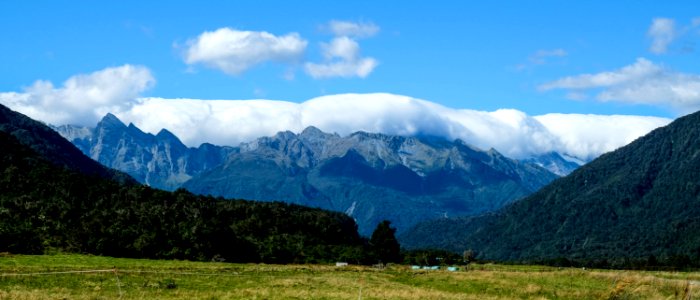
[184,127,559,235]
[53,114,235,190]
[402,109,700,262]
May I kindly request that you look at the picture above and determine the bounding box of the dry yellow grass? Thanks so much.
[0,254,699,299]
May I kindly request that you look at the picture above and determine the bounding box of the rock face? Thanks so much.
[53,114,235,191]
[183,127,559,235]
[524,152,581,177]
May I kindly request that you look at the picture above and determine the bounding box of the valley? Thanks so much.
[1,3,698,298]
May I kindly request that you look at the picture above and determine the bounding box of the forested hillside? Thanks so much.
[402,109,700,267]
[0,105,369,263]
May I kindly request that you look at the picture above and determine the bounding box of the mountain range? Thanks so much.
[55,114,568,235]
[53,113,235,190]
[402,109,700,265]
[8,101,700,267]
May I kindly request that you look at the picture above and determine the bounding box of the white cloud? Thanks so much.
[305,57,378,79]
[535,113,669,160]
[0,65,154,126]
[539,58,700,114]
[0,68,671,161]
[328,20,379,38]
[183,27,307,75]
[648,18,676,54]
[305,23,380,79]
[321,36,360,60]
[539,58,661,90]
[110,93,670,161]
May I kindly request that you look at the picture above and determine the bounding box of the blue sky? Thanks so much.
[0,1,696,159]
[2,0,698,117]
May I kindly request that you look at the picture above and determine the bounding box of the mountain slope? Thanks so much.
[402,110,700,263]
[0,105,134,184]
[53,114,235,190]
[0,104,366,263]
[183,127,558,235]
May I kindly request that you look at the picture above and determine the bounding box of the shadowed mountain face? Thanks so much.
[53,114,235,190]
[182,127,559,235]
[0,106,134,184]
[402,109,700,262]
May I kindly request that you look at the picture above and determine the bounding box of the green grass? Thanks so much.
[0,253,698,299]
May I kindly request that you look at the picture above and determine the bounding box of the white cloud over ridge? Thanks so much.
[0,65,154,126]
[115,94,669,161]
[183,27,307,75]
[540,58,700,114]
[0,66,671,162]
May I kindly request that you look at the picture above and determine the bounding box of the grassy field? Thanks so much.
[0,253,698,299]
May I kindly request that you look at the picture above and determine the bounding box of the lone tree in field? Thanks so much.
[369,220,401,264]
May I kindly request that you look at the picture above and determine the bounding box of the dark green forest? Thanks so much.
[402,109,700,269]
[0,104,401,264]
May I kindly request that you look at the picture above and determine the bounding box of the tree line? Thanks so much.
[0,130,403,264]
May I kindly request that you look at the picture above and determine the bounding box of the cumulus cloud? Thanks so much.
[0,65,154,126]
[648,18,676,54]
[305,21,379,79]
[539,58,700,114]
[109,93,670,161]
[183,27,307,75]
[328,20,379,38]
[321,36,360,60]
[307,36,380,78]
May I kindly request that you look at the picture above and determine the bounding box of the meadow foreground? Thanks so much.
[0,254,698,299]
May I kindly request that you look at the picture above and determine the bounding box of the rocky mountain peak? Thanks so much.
[54,113,235,191]
[156,128,180,142]
[97,113,126,129]
[300,126,325,137]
